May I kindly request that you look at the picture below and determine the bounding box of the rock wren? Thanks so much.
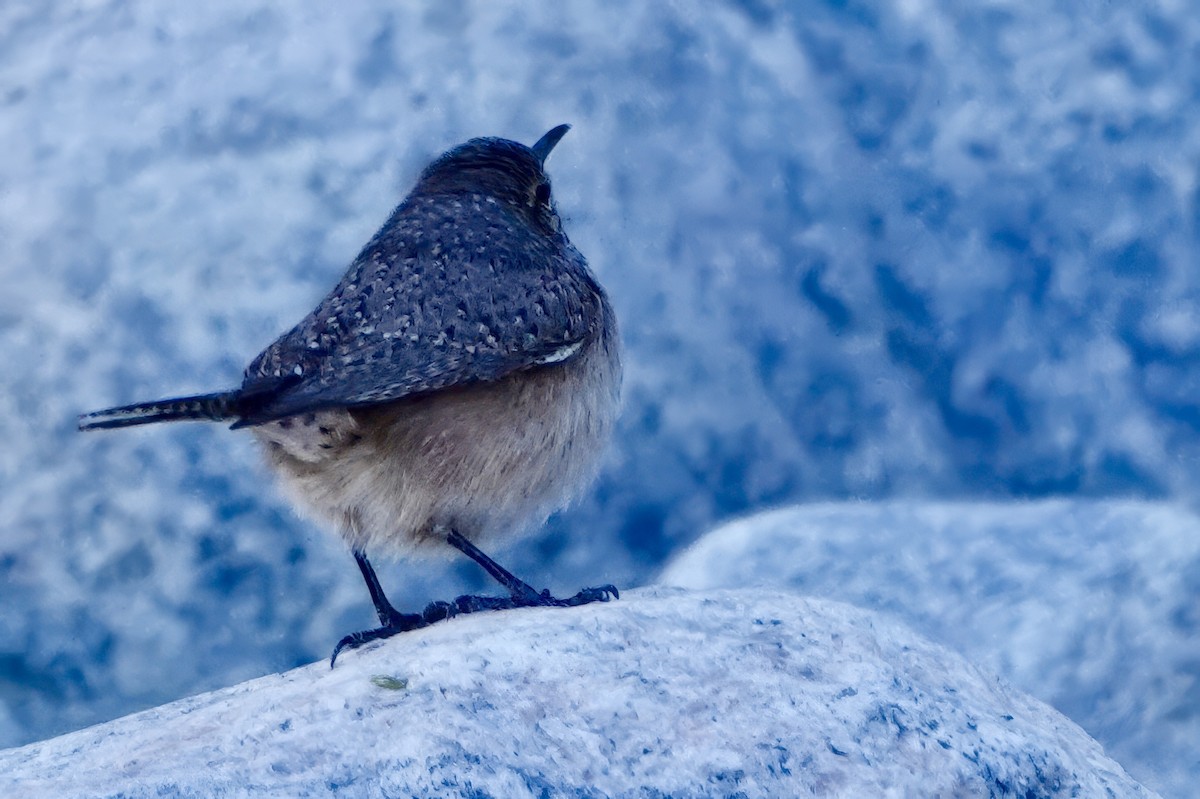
[80,125,622,665]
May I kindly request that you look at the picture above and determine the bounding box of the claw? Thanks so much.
[513,583,620,608]
[329,610,427,668]
[560,584,619,606]
[330,627,399,668]
[591,584,619,601]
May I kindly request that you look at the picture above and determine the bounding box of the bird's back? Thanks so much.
[240,191,605,425]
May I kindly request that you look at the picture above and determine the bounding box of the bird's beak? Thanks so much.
[531,124,571,167]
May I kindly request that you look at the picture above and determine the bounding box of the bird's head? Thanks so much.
[414,124,571,232]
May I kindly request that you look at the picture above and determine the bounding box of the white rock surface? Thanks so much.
[0,589,1154,798]
[659,500,1200,797]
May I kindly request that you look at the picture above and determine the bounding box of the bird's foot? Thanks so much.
[442,529,619,610]
[330,602,454,667]
[330,584,620,666]
[452,582,620,612]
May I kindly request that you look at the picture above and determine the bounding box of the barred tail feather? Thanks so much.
[78,391,241,431]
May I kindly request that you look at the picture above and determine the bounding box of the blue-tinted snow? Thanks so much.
[0,590,1158,799]
[660,500,1200,796]
[0,2,1196,796]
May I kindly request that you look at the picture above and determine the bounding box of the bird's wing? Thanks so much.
[234,213,600,426]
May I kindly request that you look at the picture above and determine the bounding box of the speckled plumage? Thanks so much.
[240,135,610,425]
[80,127,623,657]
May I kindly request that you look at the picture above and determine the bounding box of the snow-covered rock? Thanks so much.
[0,589,1155,798]
[659,501,1199,798]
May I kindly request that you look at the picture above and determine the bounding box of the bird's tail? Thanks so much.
[78,390,241,431]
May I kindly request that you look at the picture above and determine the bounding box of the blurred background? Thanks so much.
[0,0,1197,795]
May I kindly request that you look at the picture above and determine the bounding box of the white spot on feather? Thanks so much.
[535,340,583,365]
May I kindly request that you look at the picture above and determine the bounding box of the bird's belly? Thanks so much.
[254,339,620,557]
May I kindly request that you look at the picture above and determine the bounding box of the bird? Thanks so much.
[79,124,622,666]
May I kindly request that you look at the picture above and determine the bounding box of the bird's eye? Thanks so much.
[534,182,552,207]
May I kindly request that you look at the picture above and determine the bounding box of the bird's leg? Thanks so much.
[330,551,453,667]
[445,528,619,611]
[353,550,411,628]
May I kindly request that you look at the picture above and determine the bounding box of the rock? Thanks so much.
[0,588,1156,798]
[660,500,1200,796]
